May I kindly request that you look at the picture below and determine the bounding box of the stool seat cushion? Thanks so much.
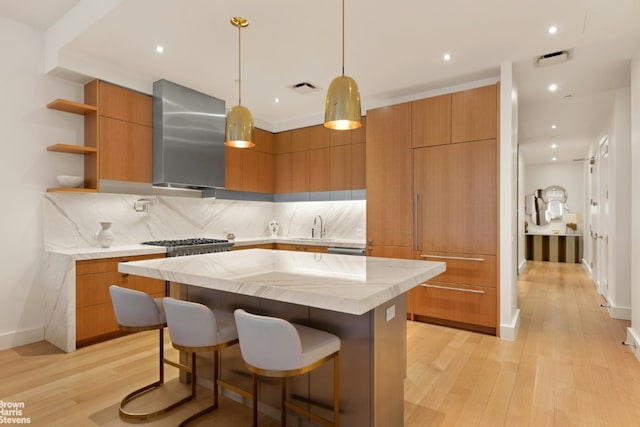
[234,309,340,372]
[163,298,238,348]
[109,285,166,328]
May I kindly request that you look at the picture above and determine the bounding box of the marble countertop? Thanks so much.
[46,237,365,260]
[118,249,445,315]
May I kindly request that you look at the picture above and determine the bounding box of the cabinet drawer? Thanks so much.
[76,303,119,341]
[76,254,163,275]
[416,252,496,287]
[126,274,166,295]
[76,271,126,307]
[413,282,496,328]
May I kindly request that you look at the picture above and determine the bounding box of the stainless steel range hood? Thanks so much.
[152,79,226,189]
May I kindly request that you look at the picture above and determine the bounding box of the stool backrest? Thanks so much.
[234,309,302,371]
[163,298,219,348]
[109,285,165,328]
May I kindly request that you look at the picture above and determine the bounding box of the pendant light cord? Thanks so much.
[238,24,242,105]
[341,0,345,76]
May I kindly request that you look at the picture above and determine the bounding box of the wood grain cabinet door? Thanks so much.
[411,94,451,148]
[99,117,152,183]
[451,84,498,144]
[414,139,497,255]
[366,103,413,249]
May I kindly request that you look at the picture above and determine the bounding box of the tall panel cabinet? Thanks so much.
[366,83,500,334]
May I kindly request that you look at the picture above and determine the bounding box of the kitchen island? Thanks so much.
[119,249,445,427]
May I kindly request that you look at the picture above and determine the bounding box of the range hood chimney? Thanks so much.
[152,79,226,190]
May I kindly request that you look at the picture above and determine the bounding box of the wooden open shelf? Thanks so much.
[47,99,97,115]
[47,144,98,155]
[46,187,98,193]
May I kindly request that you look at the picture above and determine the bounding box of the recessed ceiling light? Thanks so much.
[551,143,557,149]
[548,83,558,92]
[155,45,164,54]
[443,53,452,61]
[551,124,557,129]
[274,98,280,103]
[548,26,558,35]
[552,157,557,161]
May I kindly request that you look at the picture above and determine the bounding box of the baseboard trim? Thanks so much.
[626,327,640,362]
[0,327,44,351]
[518,259,526,274]
[608,302,632,321]
[581,258,593,277]
[500,309,521,341]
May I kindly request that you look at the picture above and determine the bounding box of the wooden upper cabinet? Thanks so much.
[330,144,351,191]
[329,128,351,146]
[309,125,330,149]
[411,94,451,148]
[451,84,498,144]
[309,147,330,192]
[99,117,152,183]
[253,128,274,154]
[414,139,497,255]
[291,150,310,193]
[274,131,292,153]
[351,116,366,144]
[225,147,244,191]
[351,143,366,190]
[366,102,413,249]
[98,81,152,126]
[275,152,292,194]
[291,127,310,152]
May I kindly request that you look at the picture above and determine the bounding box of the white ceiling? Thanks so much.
[2,0,640,165]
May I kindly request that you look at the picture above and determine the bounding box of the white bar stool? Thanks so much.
[109,285,192,420]
[163,297,242,426]
[234,309,341,427]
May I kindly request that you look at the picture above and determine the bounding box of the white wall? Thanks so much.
[0,16,86,349]
[607,88,631,319]
[517,153,526,271]
[628,48,640,359]
[499,62,520,340]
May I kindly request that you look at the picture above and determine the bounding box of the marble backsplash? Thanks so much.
[44,193,366,249]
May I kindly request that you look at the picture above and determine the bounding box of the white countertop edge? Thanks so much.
[46,238,365,259]
[46,245,167,260]
[118,252,445,315]
[525,233,583,237]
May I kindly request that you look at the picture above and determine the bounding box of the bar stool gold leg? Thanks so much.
[252,373,259,427]
[119,328,195,420]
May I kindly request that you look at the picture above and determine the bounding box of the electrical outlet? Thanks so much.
[385,305,396,322]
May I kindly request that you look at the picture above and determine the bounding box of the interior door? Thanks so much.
[598,137,609,297]
[590,148,600,291]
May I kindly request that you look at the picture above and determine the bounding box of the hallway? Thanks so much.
[405,261,640,426]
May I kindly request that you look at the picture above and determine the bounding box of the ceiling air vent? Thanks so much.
[289,82,320,94]
[536,49,572,67]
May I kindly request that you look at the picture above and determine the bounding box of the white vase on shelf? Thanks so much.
[269,220,279,238]
[95,221,114,248]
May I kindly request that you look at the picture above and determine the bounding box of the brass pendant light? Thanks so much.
[324,0,361,130]
[225,17,255,148]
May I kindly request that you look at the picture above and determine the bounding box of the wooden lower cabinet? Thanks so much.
[276,243,327,253]
[75,254,165,345]
[233,244,276,250]
[411,282,496,333]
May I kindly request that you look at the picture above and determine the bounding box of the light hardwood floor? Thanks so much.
[1,261,639,426]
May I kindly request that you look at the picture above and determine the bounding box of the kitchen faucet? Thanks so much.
[312,215,325,238]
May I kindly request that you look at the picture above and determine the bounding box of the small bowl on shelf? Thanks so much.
[56,175,83,188]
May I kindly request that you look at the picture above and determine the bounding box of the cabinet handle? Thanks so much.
[121,273,129,278]
[414,193,419,251]
[419,283,485,294]
[420,255,486,262]
[367,239,373,244]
